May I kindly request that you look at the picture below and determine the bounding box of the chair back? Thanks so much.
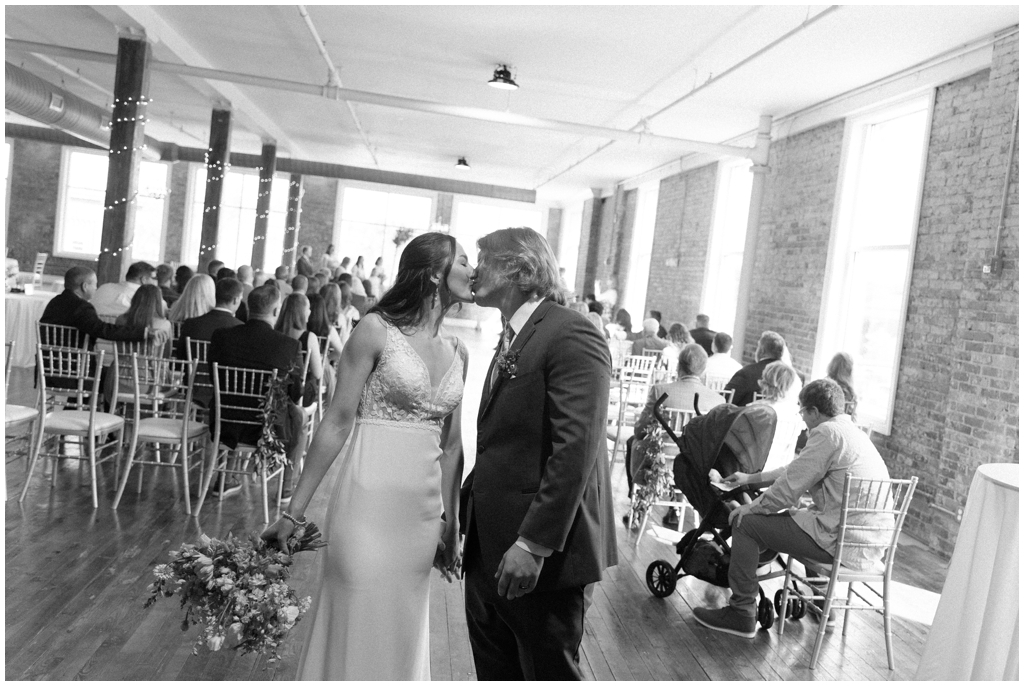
[184,337,213,408]
[619,354,656,405]
[752,391,765,402]
[37,322,89,350]
[129,353,197,425]
[210,363,276,447]
[658,407,694,457]
[36,345,105,413]
[112,339,161,411]
[5,342,12,394]
[834,475,918,575]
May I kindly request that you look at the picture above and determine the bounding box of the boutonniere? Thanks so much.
[496,348,520,380]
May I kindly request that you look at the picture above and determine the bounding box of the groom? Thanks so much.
[461,227,617,680]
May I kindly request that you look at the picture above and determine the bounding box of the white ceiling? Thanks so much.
[4,5,1019,205]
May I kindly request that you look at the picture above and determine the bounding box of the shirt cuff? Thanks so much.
[515,537,553,558]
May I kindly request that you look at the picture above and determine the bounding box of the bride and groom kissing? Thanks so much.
[263,227,617,680]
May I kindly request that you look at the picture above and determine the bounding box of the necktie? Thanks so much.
[489,322,514,390]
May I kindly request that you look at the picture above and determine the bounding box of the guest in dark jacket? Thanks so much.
[724,330,786,406]
[39,266,148,351]
[689,313,716,356]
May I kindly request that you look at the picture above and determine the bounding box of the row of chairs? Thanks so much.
[7,322,337,522]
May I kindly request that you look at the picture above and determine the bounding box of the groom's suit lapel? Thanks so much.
[478,300,554,422]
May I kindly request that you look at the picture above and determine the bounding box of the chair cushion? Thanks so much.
[5,404,38,426]
[137,418,209,441]
[44,410,124,434]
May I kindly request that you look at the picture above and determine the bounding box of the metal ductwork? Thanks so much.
[6,61,110,149]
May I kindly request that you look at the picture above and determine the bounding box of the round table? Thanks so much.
[5,290,57,367]
[915,463,1019,680]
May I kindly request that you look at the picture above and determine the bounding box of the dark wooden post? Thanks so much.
[250,142,277,271]
[97,36,150,285]
[282,174,303,273]
[198,108,232,274]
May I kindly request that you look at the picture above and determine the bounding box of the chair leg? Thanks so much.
[19,423,47,503]
[87,433,99,509]
[260,466,270,526]
[178,443,191,516]
[112,429,140,510]
[635,507,651,552]
[777,558,792,636]
[193,442,219,517]
[882,578,894,670]
[809,579,835,669]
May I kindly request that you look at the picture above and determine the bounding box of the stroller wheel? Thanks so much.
[757,596,775,630]
[791,597,807,620]
[774,589,787,618]
[646,560,677,598]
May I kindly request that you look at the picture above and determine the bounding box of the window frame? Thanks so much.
[813,93,934,435]
[53,146,170,262]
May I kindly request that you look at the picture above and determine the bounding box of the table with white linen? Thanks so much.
[5,290,57,367]
[916,462,1019,681]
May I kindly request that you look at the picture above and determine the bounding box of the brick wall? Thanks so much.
[546,207,564,263]
[743,120,845,375]
[878,35,1019,555]
[162,161,190,265]
[575,196,600,296]
[293,175,337,268]
[644,163,718,328]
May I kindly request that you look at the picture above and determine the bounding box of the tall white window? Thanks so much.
[183,166,289,269]
[4,140,12,230]
[702,160,753,337]
[622,181,659,320]
[815,95,932,434]
[54,148,170,262]
[336,186,433,274]
[451,197,543,264]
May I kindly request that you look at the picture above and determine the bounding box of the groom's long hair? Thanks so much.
[477,227,568,305]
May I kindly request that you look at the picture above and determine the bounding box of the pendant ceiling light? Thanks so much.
[488,64,518,90]
[455,157,470,170]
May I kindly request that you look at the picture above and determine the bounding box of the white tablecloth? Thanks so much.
[916,463,1019,681]
[5,291,57,367]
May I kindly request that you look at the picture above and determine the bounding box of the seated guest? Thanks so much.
[336,256,352,277]
[319,283,350,350]
[236,265,255,300]
[253,269,269,288]
[274,265,293,296]
[661,322,693,369]
[826,352,858,421]
[216,267,248,321]
[168,274,216,324]
[208,285,307,498]
[308,292,344,364]
[206,260,225,279]
[649,309,668,338]
[587,311,609,341]
[178,277,244,358]
[705,332,743,387]
[625,344,727,501]
[116,284,173,354]
[689,313,716,356]
[725,330,786,407]
[693,379,891,638]
[319,243,340,274]
[611,307,634,340]
[276,292,323,409]
[156,264,179,306]
[631,318,670,356]
[91,261,156,318]
[174,265,194,297]
[40,266,149,352]
[719,361,803,484]
[291,274,308,295]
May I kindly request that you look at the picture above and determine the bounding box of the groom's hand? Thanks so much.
[495,544,544,600]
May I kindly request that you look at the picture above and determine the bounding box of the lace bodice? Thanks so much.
[357,320,465,430]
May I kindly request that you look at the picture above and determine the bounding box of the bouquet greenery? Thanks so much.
[145,522,326,661]
[630,421,675,526]
[251,373,290,478]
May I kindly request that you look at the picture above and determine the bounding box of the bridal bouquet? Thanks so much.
[144,522,326,662]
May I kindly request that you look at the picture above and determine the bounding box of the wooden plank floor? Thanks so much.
[5,343,948,680]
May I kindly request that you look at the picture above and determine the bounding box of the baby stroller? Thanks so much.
[643,394,804,630]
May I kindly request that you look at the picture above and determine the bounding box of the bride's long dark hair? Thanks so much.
[368,232,457,330]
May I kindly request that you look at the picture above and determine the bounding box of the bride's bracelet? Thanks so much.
[282,512,307,527]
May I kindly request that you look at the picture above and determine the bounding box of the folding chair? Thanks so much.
[705,377,735,403]
[630,407,695,550]
[184,337,213,414]
[608,354,656,462]
[20,346,125,508]
[777,474,919,670]
[195,364,286,524]
[5,341,40,468]
[37,322,88,350]
[113,354,209,514]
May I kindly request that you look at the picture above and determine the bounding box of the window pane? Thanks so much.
[386,194,432,230]
[271,177,290,213]
[343,187,388,224]
[63,191,104,254]
[217,206,242,266]
[266,211,287,270]
[133,196,164,262]
[222,172,246,208]
[849,109,928,247]
[67,152,108,191]
[840,248,910,429]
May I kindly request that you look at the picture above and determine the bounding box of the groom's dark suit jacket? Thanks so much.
[463,300,617,592]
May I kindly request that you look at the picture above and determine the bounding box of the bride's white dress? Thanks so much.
[297,320,465,680]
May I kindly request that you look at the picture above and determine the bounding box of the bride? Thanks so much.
[262,232,473,680]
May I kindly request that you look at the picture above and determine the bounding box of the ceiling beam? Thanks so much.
[102,5,309,159]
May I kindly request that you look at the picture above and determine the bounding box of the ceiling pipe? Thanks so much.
[296,5,378,166]
[5,61,162,160]
[6,38,755,161]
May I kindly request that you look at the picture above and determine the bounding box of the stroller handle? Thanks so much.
[652,391,704,443]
